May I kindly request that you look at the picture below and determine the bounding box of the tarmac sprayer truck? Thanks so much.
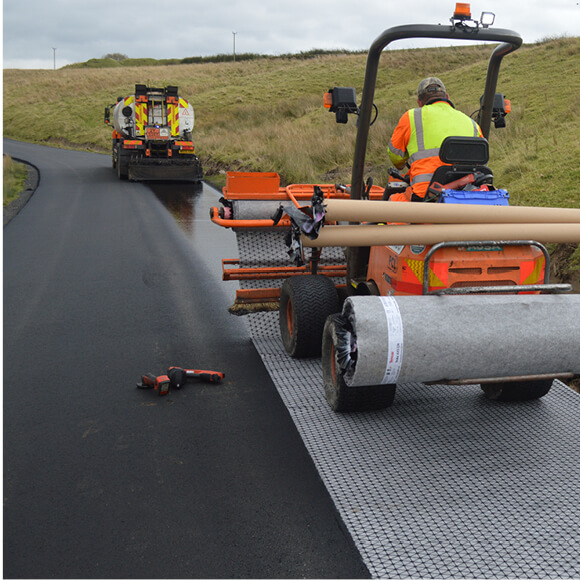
[104,84,203,182]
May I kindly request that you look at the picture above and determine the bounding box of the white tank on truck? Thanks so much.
[105,84,203,182]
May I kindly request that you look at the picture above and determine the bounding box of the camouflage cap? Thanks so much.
[417,77,446,97]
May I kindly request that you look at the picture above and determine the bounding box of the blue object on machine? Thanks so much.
[441,189,510,205]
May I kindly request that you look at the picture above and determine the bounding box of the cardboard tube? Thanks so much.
[324,198,580,224]
[302,223,580,247]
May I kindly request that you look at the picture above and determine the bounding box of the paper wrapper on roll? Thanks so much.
[323,198,580,224]
[303,223,580,247]
[341,294,580,386]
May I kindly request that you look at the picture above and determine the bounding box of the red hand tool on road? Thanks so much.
[136,373,171,396]
[167,367,225,388]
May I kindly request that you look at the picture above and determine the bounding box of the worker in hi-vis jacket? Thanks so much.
[388,77,483,202]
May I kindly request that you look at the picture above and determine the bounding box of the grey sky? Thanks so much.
[3,0,580,69]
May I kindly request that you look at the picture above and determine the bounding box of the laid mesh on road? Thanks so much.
[236,229,580,579]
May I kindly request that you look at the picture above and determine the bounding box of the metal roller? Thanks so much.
[337,294,580,386]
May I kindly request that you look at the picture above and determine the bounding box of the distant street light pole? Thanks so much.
[232,32,237,62]
[52,47,56,70]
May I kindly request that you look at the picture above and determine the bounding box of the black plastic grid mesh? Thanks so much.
[238,231,580,579]
[235,229,346,289]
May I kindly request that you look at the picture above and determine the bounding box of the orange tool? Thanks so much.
[167,367,225,389]
[137,373,171,396]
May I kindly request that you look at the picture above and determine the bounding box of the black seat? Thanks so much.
[420,136,493,201]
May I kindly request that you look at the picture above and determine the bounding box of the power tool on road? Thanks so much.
[136,367,225,396]
[136,373,171,396]
[167,367,225,388]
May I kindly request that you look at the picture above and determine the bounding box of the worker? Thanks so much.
[388,77,483,202]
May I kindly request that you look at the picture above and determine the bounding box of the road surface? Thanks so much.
[3,139,369,579]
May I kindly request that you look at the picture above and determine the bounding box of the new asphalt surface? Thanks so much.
[3,139,369,579]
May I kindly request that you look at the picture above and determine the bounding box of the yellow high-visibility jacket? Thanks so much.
[388,100,483,199]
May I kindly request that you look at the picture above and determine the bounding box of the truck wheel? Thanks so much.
[279,275,340,358]
[117,148,129,180]
[481,379,553,402]
[322,314,396,412]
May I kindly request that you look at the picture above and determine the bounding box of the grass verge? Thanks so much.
[3,156,28,207]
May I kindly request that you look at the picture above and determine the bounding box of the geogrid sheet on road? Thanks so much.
[237,230,580,579]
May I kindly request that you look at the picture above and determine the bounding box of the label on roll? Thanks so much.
[379,296,404,384]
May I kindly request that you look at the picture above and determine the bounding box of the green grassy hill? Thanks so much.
[4,37,579,270]
[4,38,579,200]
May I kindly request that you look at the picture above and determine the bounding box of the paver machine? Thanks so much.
[105,84,203,182]
[211,4,580,412]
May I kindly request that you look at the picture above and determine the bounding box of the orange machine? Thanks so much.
[210,4,579,410]
[210,171,385,312]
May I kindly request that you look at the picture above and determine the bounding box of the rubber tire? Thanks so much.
[322,314,396,412]
[279,275,340,358]
[117,147,129,180]
[481,379,553,402]
[354,280,380,296]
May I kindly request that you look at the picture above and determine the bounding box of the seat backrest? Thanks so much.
[439,136,489,165]
[422,136,493,201]
[434,136,492,185]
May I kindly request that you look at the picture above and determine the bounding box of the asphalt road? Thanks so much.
[3,139,369,579]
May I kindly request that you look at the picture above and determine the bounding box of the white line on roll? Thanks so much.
[379,296,404,384]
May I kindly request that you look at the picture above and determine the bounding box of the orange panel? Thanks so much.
[226,172,280,195]
[367,243,544,296]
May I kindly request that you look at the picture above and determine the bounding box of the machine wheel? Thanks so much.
[279,275,340,358]
[322,314,396,412]
[117,147,129,180]
[481,379,553,402]
[354,280,380,296]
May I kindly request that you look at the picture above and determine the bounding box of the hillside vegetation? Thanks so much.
[3,156,28,207]
[4,37,579,270]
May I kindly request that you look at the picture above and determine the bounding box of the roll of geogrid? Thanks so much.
[323,198,580,224]
[302,222,580,246]
[230,200,310,221]
[337,294,580,386]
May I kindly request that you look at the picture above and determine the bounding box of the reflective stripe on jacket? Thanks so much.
[388,101,483,198]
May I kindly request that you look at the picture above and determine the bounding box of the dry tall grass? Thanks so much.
[3,156,28,207]
[4,37,580,207]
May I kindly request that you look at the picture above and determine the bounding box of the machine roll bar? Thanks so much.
[347,23,522,283]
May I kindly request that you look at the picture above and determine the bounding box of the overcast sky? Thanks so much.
[3,0,580,69]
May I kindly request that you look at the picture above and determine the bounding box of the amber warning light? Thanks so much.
[323,92,333,109]
[453,3,472,19]
[323,87,359,124]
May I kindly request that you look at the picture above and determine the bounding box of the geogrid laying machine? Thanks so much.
[105,84,203,182]
[210,4,580,412]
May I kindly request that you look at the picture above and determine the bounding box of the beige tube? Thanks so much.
[302,223,580,247]
[324,198,580,224]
